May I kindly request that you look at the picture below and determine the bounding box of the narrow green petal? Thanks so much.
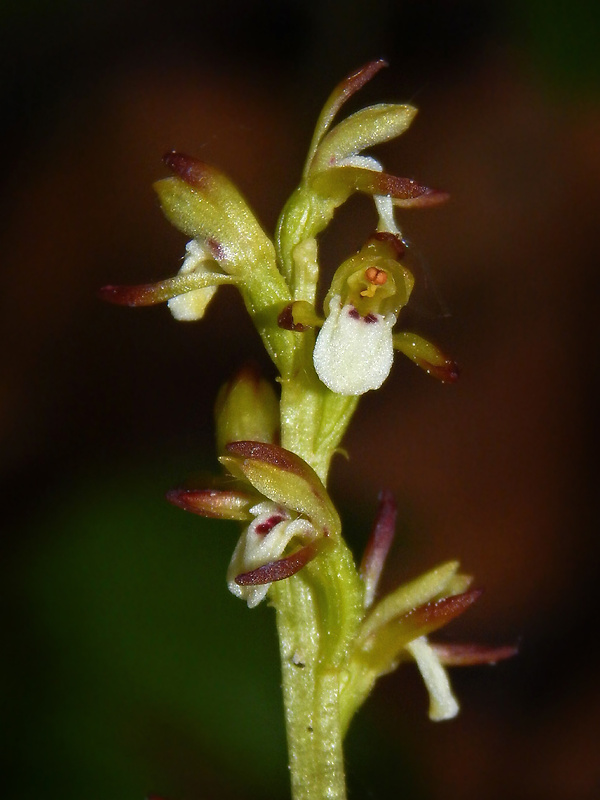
[99,270,236,307]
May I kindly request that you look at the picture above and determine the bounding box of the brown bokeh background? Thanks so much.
[3,1,599,799]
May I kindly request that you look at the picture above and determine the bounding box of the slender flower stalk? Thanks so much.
[102,61,515,800]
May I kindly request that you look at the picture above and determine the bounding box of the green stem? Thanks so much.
[280,337,358,484]
[270,308,364,800]
[272,575,347,800]
[277,357,364,800]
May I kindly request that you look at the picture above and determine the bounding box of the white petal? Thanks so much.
[406,636,459,721]
[168,239,218,321]
[313,296,395,395]
[167,286,218,320]
[227,504,316,608]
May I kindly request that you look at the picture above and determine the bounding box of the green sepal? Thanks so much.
[310,166,449,208]
[166,486,256,521]
[99,269,236,307]
[357,560,460,642]
[354,590,482,676]
[215,366,280,455]
[221,441,340,537]
[310,104,417,173]
[393,331,459,383]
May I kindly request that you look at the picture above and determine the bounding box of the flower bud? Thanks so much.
[215,366,280,455]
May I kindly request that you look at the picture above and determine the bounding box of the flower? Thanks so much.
[276,60,449,288]
[168,440,340,607]
[339,490,517,726]
[100,152,294,371]
[280,233,459,395]
[313,233,412,395]
[227,499,320,607]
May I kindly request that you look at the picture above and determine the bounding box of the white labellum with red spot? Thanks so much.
[313,294,396,395]
[227,501,317,608]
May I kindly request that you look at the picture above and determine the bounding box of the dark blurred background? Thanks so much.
[2,1,599,798]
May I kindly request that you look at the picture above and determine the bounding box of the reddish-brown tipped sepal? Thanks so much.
[163,151,218,189]
[393,331,459,383]
[166,487,256,521]
[99,270,234,307]
[305,60,389,169]
[310,166,449,208]
[360,489,397,608]
[431,642,519,666]
[99,279,180,307]
[235,539,323,586]
[398,589,483,642]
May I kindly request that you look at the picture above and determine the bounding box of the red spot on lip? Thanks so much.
[255,515,285,535]
[348,307,378,323]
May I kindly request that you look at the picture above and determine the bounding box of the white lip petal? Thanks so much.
[405,636,459,721]
[167,285,218,320]
[168,239,218,321]
[227,503,316,608]
[313,296,395,395]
